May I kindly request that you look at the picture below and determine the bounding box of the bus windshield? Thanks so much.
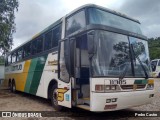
[88,7,142,34]
[91,30,151,78]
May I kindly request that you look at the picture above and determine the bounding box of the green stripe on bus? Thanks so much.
[24,58,38,93]
[29,55,47,95]
[134,79,147,84]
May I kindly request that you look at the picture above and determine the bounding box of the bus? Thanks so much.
[3,4,154,112]
[151,59,160,78]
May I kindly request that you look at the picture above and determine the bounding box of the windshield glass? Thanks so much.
[91,30,151,77]
[129,37,151,77]
[88,8,142,34]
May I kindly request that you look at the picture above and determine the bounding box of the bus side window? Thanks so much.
[12,52,17,63]
[80,35,89,67]
[37,36,43,53]
[8,55,11,64]
[32,39,37,55]
[66,10,86,36]
[44,31,52,51]
[52,24,62,48]
[24,42,31,58]
[17,48,23,61]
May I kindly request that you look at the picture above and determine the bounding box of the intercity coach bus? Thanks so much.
[3,4,154,112]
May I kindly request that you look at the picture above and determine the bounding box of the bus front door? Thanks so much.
[58,39,72,108]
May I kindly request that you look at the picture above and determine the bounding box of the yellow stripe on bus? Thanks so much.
[5,60,31,92]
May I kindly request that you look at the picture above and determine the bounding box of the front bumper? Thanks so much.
[90,90,154,111]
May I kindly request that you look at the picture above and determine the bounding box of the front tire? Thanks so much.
[51,84,63,111]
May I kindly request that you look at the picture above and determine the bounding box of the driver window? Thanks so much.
[76,34,89,67]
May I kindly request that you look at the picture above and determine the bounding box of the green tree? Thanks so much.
[148,37,160,60]
[0,0,18,55]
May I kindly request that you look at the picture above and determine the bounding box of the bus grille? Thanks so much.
[120,84,146,90]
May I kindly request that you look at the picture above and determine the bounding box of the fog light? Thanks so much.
[149,94,154,98]
[112,98,117,102]
[106,99,111,103]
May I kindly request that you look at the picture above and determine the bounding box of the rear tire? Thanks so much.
[11,81,16,93]
[8,81,12,92]
[51,84,63,111]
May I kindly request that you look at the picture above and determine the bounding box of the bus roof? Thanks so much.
[66,4,140,23]
[9,4,140,55]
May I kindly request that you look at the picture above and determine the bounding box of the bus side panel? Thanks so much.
[4,61,30,92]
[24,55,48,95]
[24,58,37,93]
[36,52,58,98]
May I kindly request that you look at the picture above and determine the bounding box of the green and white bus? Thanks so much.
[3,4,154,112]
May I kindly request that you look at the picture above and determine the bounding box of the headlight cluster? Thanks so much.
[95,85,121,92]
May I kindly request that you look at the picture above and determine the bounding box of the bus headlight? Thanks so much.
[111,85,116,90]
[105,85,110,90]
[105,85,120,92]
[95,85,121,92]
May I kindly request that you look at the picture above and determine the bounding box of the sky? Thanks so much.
[13,0,160,49]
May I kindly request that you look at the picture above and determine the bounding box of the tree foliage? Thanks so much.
[148,37,160,60]
[0,0,18,55]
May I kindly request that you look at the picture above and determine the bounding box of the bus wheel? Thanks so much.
[8,81,12,92]
[11,81,16,93]
[51,84,63,111]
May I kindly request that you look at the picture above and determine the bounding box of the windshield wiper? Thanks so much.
[130,44,148,79]
[119,62,130,80]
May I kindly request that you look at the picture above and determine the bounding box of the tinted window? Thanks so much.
[17,48,23,61]
[12,52,17,63]
[32,40,37,55]
[44,31,52,50]
[8,55,11,64]
[37,36,43,53]
[52,24,62,47]
[88,8,142,34]
[66,10,86,36]
[24,42,31,57]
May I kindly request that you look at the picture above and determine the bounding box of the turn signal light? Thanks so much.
[95,85,104,92]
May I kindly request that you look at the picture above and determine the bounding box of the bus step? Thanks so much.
[77,105,90,111]
[82,97,90,105]
[82,97,90,100]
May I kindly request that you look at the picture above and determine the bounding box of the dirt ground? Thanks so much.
[0,79,160,120]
